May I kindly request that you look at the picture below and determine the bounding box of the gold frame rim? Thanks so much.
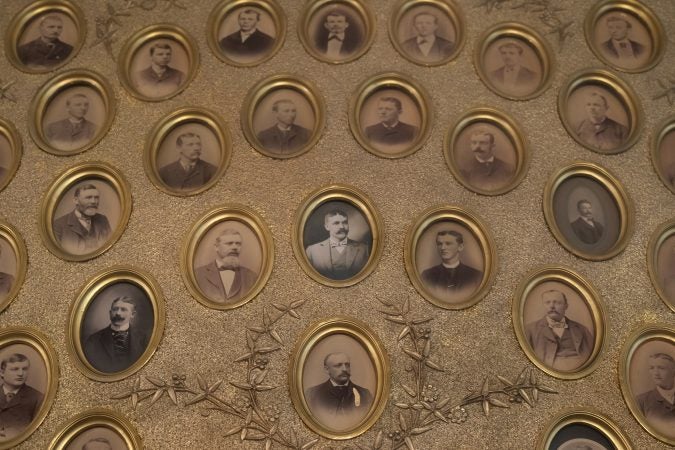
[646,218,675,313]
[38,161,133,262]
[4,0,86,74]
[542,161,634,261]
[535,407,633,450]
[557,67,643,155]
[48,407,142,450]
[143,106,232,196]
[618,324,675,446]
[0,117,23,193]
[181,204,275,310]
[297,0,376,64]
[650,114,675,195]
[206,0,287,67]
[348,72,433,159]
[512,265,606,380]
[473,21,555,101]
[291,184,384,288]
[0,326,59,450]
[241,74,326,159]
[403,204,497,310]
[583,0,666,74]
[27,69,116,156]
[288,316,390,440]
[66,265,166,382]
[117,23,200,102]
[387,0,466,67]
[0,220,28,314]
[443,106,529,196]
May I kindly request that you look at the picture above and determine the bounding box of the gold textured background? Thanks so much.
[1,0,674,448]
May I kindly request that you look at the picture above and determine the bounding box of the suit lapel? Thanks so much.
[228,270,242,299]
[66,211,87,238]
[205,263,226,298]
[345,241,357,268]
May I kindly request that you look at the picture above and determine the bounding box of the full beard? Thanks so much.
[219,255,240,269]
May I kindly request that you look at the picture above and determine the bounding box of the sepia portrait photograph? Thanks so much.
[129,38,190,99]
[0,133,13,191]
[556,434,612,450]
[394,3,458,65]
[0,236,17,306]
[654,122,675,193]
[15,11,78,70]
[651,224,675,311]
[538,408,633,450]
[482,37,543,98]
[48,408,143,450]
[592,11,652,71]
[216,4,278,65]
[63,427,128,450]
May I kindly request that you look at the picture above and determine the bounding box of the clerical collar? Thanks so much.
[441,261,460,269]
[2,384,20,396]
[416,34,436,45]
[110,323,130,332]
[656,385,675,404]
[330,379,349,387]
[330,237,348,247]
[546,316,568,329]
[382,121,399,129]
[276,123,293,132]
[475,155,495,164]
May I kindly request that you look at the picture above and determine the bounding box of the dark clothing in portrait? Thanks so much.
[256,124,312,154]
[401,35,454,60]
[364,121,418,146]
[83,325,150,373]
[0,167,6,182]
[575,117,629,151]
[52,210,112,254]
[219,29,274,56]
[17,37,73,67]
[0,272,14,296]
[460,156,515,191]
[489,66,537,86]
[194,261,259,303]
[665,163,675,189]
[601,39,645,58]
[420,262,483,297]
[524,317,593,369]
[570,217,604,245]
[158,159,217,190]
[45,118,96,146]
[136,66,184,91]
[636,389,675,424]
[0,383,43,439]
[305,380,373,417]
[305,238,369,280]
[315,30,361,57]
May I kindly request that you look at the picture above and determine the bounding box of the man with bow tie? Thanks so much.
[17,14,73,67]
[459,128,515,192]
[314,9,361,60]
[52,183,112,255]
[194,229,259,303]
[636,353,675,430]
[256,99,312,155]
[601,15,645,60]
[575,91,629,151]
[0,353,44,440]
[489,41,538,94]
[219,8,275,58]
[400,11,455,62]
[45,93,97,150]
[364,97,418,147]
[83,296,150,373]
[158,132,217,191]
[135,42,185,97]
[525,290,594,372]
[570,199,604,245]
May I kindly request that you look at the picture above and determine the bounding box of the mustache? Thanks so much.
[111,315,125,322]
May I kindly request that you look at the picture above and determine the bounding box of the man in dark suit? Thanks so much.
[305,209,369,280]
[194,229,259,303]
[314,9,361,59]
[489,42,538,92]
[52,183,112,254]
[45,93,97,149]
[575,91,629,151]
[158,132,217,191]
[305,352,373,420]
[135,42,184,97]
[459,128,514,191]
[0,353,44,440]
[636,353,675,428]
[421,229,483,298]
[364,97,418,146]
[219,8,274,57]
[400,11,454,62]
[17,14,73,67]
[601,14,645,60]
[83,296,150,373]
[570,199,604,245]
[256,99,312,155]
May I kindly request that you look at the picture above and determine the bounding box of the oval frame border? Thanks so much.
[646,218,675,313]
[0,117,22,193]
[48,407,143,450]
[0,220,28,314]
[536,408,633,450]
[650,114,675,195]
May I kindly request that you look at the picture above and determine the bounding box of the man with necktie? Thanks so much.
[314,9,361,60]
[135,42,185,97]
[636,353,675,431]
[364,97,418,147]
[0,353,44,440]
[158,132,217,191]
[570,199,604,245]
[459,127,515,192]
[489,41,538,93]
[256,99,312,155]
[400,11,454,62]
[601,14,645,60]
[17,14,73,67]
[45,93,97,150]
[219,8,275,58]
[575,91,629,151]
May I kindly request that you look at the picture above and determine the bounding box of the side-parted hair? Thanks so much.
[272,99,295,112]
[470,127,495,145]
[325,9,348,21]
[323,352,349,366]
[239,8,261,20]
[40,14,63,26]
[498,42,523,54]
[436,229,463,245]
[588,91,609,108]
[649,352,675,365]
[541,289,568,305]
[412,12,438,24]
[74,183,98,197]
[1,353,29,371]
[149,42,172,56]
[176,132,200,147]
[110,295,138,312]
[606,14,631,28]
[379,96,402,112]
[215,228,242,244]
[66,93,89,106]
[324,209,348,222]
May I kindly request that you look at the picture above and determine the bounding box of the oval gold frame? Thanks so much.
[543,161,633,261]
[144,107,231,196]
[558,67,643,155]
[404,205,497,310]
[536,408,633,450]
[0,220,28,314]
[28,69,116,156]
[4,0,86,74]
[48,408,142,450]
[473,22,555,101]
[349,72,432,159]
[444,107,529,196]
[650,114,675,194]
[388,0,466,67]
[512,265,606,380]
[207,0,286,67]
[181,204,275,310]
[646,219,675,313]
[297,0,376,64]
[38,162,132,262]
[288,316,390,440]
[584,0,665,74]
[241,74,326,159]
[0,327,58,450]
[118,23,199,102]
[66,265,165,382]
[619,324,675,446]
[0,117,22,193]
[291,184,384,288]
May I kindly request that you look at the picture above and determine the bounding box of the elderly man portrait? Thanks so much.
[575,91,629,151]
[401,11,454,61]
[364,97,418,146]
[459,127,514,191]
[219,8,274,57]
[525,289,594,371]
[314,9,360,59]
[0,244,13,298]
[82,437,113,450]
[256,99,311,154]
[83,296,149,373]
[570,199,604,245]
[421,229,483,297]
[195,228,259,303]
[17,14,73,67]
[0,353,44,440]
[135,42,185,95]
[158,132,217,190]
[489,41,537,91]
[53,183,112,254]
[636,352,675,429]
[305,352,373,419]
[45,93,97,148]
[305,209,369,280]
[601,14,644,60]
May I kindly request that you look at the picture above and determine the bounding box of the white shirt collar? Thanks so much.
[475,155,495,164]
[110,323,130,332]
[330,379,349,387]
[441,260,460,269]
